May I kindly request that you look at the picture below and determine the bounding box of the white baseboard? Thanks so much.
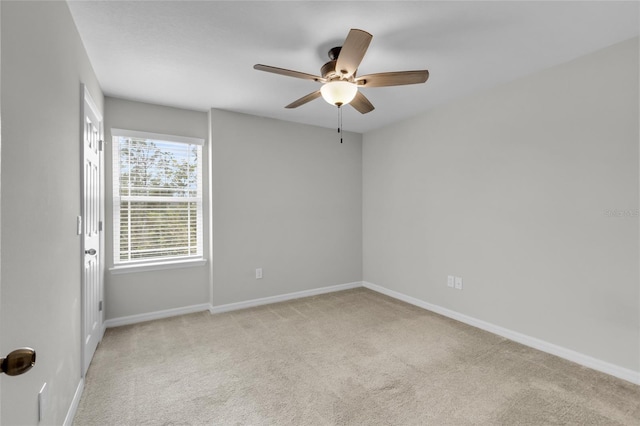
[100,280,638,385]
[209,281,362,314]
[103,282,362,327]
[104,303,211,328]
[63,378,84,426]
[362,281,640,386]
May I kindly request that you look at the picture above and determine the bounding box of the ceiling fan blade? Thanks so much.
[335,29,373,78]
[350,91,375,114]
[285,90,322,109]
[356,70,429,88]
[254,64,325,82]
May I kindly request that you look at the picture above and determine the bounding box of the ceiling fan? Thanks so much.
[254,29,429,114]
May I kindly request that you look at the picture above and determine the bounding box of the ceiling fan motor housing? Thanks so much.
[322,53,356,82]
[321,60,338,80]
[328,46,342,61]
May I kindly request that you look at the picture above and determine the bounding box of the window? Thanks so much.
[112,129,203,266]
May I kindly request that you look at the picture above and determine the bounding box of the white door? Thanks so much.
[81,85,104,376]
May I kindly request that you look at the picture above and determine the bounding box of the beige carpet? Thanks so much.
[74,288,640,425]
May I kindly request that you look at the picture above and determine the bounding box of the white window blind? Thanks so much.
[112,129,203,265]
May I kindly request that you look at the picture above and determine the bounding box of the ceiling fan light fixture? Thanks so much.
[255,29,427,115]
[320,80,358,106]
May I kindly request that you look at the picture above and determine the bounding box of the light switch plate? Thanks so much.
[256,268,263,279]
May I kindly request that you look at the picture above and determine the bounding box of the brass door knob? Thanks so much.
[1,348,36,376]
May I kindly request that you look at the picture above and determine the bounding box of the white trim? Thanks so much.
[362,281,640,386]
[99,319,107,343]
[63,378,84,426]
[104,303,211,328]
[103,283,361,327]
[83,86,102,122]
[109,258,207,275]
[110,128,204,146]
[207,110,214,308]
[209,281,362,314]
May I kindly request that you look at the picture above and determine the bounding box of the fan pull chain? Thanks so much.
[337,105,343,144]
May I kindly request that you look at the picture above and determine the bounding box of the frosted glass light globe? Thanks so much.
[320,81,358,106]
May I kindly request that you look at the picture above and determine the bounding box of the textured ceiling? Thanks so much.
[67,1,639,133]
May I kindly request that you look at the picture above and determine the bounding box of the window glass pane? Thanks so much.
[119,138,199,198]
[113,134,203,265]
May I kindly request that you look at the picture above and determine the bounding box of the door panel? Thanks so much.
[82,85,103,376]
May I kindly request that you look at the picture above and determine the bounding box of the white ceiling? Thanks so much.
[67,1,639,133]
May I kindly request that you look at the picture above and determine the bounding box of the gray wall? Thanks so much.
[104,97,210,319]
[0,1,104,424]
[104,104,363,317]
[210,110,362,306]
[363,37,639,372]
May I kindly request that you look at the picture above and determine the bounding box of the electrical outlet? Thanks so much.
[454,276,463,290]
[447,275,455,288]
[38,382,47,422]
[255,268,263,279]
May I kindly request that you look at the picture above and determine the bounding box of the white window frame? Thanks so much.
[110,128,205,271]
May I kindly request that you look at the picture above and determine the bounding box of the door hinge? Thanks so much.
[98,140,104,151]
[99,221,103,232]
[99,301,103,312]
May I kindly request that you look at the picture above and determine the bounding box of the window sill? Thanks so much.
[109,258,207,275]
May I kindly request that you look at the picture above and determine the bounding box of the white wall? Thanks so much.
[0,1,104,424]
[363,37,639,373]
[210,110,362,306]
[104,97,210,319]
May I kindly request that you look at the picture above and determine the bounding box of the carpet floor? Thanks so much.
[73,288,640,425]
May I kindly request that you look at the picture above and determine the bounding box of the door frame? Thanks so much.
[80,84,105,377]
[0,1,3,415]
